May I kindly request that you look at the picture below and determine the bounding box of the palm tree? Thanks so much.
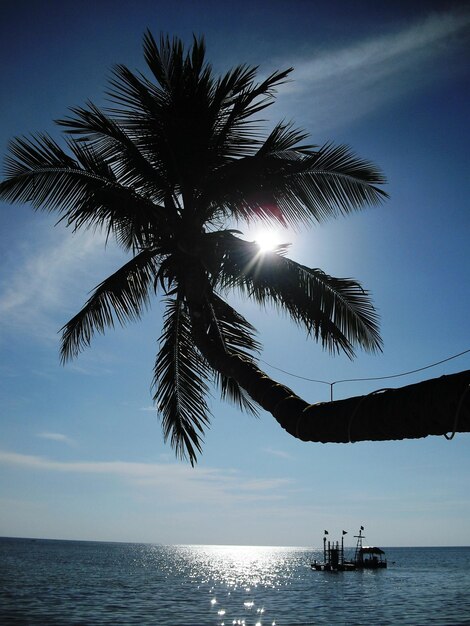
[0,33,389,464]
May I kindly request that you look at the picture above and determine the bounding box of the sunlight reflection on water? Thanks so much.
[2,539,470,625]
[139,543,303,625]
[184,544,296,589]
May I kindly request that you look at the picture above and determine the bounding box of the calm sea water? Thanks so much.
[1,538,470,625]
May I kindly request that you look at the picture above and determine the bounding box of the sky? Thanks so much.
[0,0,469,547]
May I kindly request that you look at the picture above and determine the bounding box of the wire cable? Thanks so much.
[260,348,470,388]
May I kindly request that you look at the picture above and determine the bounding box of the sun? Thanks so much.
[254,229,282,253]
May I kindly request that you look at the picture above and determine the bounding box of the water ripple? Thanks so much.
[1,539,470,625]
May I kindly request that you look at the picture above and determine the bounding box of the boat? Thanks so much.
[351,527,387,569]
[311,527,387,571]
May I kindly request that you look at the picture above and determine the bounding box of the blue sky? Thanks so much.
[0,0,469,547]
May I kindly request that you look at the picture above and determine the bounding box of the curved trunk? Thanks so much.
[198,334,470,443]
[184,265,470,443]
[293,368,470,443]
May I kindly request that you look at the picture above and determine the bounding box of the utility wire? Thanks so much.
[331,348,470,385]
[260,348,470,400]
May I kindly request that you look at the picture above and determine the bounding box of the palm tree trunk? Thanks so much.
[291,369,470,443]
[202,336,470,443]
[184,266,470,443]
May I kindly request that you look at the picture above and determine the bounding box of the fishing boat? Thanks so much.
[311,527,387,571]
[351,527,387,569]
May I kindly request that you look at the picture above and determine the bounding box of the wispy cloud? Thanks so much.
[0,450,293,505]
[278,9,470,131]
[36,432,75,445]
[263,447,292,460]
[0,222,124,342]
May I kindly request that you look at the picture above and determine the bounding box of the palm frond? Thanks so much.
[209,294,261,356]
[143,32,213,93]
[210,68,294,160]
[153,297,211,465]
[56,102,169,200]
[108,37,294,195]
[217,234,382,357]
[202,130,388,227]
[60,249,161,362]
[106,64,210,194]
[61,184,168,251]
[218,375,259,415]
[257,121,315,156]
[205,294,261,415]
[0,133,106,211]
[0,133,169,251]
[291,142,389,220]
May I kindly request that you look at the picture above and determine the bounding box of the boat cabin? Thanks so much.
[355,546,387,569]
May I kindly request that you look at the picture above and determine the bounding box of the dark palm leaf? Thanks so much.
[0,133,169,251]
[202,128,388,227]
[210,67,294,161]
[61,249,161,362]
[62,185,169,251]
[217,234,382,357]
[209,294,261,356]
[56,102,170,201]
[218,375,259,416]
[208,295,261,415]
[153,297,211,465]
[289,142,389,220]
[143,32,212,94]
[107,64,200,193]
[109,34,294,197]
[0,133,106,212]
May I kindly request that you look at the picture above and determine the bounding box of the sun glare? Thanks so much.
[254,230,282,253]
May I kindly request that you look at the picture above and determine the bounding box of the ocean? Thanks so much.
[1,538,469,625]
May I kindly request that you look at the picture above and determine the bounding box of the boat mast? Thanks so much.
[341,530,347,564]
[354,526,365,562]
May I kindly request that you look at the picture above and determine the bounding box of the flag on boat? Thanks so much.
[324,530,328,535]
[342,530,348,535]
[360,526,364,530]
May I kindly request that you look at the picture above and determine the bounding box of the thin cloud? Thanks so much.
[279,9,470,131]
[239,477,291,492]
[36,432,75,445]
[0,450,293,505]
[0,449,210,477]
[0,221,124,342]
[263,447,293,460]
[65,363,114,377]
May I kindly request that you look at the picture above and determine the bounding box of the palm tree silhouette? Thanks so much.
[0,33,389,464]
